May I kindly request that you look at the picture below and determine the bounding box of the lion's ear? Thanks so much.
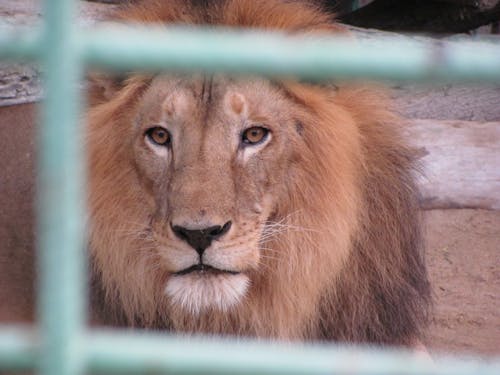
[86,72,128,106]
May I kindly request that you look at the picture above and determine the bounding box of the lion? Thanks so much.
[85,0,431,345]
[0,0,431,346]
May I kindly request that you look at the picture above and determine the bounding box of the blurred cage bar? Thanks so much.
[0,0,500,374]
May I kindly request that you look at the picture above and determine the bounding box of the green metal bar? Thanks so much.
[0,27,41,61]
[1,328,500,375]
[37,1,86,375]
[0,326,37,372]
[79,26,500,81]
[2,26,500,82]
[86,331,500,375]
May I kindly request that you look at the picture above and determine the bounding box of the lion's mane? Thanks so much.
[87,0,431,345]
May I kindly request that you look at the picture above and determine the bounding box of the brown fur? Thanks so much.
[87,0,431,345]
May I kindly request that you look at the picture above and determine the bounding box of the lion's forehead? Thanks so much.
[138,75,290,127]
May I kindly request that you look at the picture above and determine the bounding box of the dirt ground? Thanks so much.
[423,209,500,357]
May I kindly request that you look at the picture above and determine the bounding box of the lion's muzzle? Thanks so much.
[171,221,232,256]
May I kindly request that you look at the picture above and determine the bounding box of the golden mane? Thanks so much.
[87,0,431,345]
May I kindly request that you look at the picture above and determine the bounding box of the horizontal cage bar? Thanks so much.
[1,327,500,375]
[0,25,500,82]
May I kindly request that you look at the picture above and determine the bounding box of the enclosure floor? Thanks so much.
[424,209,500,357]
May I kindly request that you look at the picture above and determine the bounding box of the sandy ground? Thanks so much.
[423,209,500,357]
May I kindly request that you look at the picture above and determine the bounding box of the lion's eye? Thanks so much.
[242,126,269,145]
[146,126,171,146]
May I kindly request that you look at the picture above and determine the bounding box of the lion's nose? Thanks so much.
[171,221,232,256]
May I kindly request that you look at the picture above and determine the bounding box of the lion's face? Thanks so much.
[91,75,308,315]
[86,0,430,343]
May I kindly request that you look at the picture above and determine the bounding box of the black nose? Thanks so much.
[171,221,232,256]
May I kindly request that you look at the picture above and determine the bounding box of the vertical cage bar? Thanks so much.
[38,1,86,375]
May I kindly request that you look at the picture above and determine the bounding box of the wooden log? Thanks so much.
[406,119,500,210]
[0,0,116,106]
[391,84,500,122]
[0,0,117,27]
[0,63,42,107]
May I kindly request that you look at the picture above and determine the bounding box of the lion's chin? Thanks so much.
[165,273,250,315]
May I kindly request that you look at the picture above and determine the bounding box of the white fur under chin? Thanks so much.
[165,273,250,315]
